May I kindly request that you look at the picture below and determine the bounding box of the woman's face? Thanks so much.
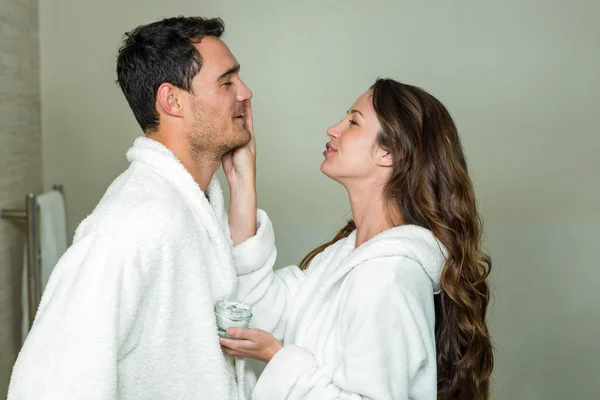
[321,90,390,186]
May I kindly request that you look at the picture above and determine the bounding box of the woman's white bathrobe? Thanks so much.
[8,137,257,400]
[232,212,445,399]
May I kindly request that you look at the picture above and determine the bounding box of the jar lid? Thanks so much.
[215,299,252,320]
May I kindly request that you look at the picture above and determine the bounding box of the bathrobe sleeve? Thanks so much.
[231,210,305,339]
[8,232,146,400]
[251,257,436,400]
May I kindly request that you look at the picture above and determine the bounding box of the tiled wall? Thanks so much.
[0,0,41,396]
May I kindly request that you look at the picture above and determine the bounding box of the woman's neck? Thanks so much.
[347,184,403,248]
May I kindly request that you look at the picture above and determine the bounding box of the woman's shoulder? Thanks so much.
[347,255,434,299]
[304,232,356,270]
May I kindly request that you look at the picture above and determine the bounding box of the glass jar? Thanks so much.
[214,299,253,338]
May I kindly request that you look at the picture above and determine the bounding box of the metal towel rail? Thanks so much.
[1,184,64,328]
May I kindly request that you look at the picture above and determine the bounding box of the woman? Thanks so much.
[222,78,494,399]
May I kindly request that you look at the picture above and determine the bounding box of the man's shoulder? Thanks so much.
[76,169,194,241]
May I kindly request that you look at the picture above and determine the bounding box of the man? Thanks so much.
[8,16,263,399]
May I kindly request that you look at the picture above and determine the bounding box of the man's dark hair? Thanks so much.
[116,16,225,132]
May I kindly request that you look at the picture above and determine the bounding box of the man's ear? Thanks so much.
[156,83,185,118]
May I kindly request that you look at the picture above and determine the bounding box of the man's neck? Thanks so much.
[147,133,220,191]
[185,158,220,192]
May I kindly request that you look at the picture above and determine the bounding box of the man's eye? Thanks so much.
[349,119,358,125]
[223,82,232,87]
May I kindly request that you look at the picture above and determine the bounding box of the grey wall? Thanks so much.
[0,0,41,397]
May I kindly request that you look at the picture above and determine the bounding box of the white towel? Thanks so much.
[21,189,67,342]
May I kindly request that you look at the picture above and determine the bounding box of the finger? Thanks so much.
[244,101,256,153]
[223,348,252,358]
[219,337,237,349]
[219,337,245,349]
[220,337,256,350]
[227,327,261,341]
[221,346,241,356]
[221,151,230,164]
[244,100,254,136]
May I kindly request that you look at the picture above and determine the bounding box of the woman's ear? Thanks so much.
[377,150,394,167]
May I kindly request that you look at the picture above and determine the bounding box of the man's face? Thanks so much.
[187,36,252,160]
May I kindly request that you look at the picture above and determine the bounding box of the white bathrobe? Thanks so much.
[8,137,257,400]
[232,212,445,399]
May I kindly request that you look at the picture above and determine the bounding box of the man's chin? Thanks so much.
[237,129,252,146]
[222,132,251,153]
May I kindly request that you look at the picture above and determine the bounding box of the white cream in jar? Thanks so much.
[214,299,252,338]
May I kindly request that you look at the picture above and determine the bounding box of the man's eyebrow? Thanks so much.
[217,64,240,81]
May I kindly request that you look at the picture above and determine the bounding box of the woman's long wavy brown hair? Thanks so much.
[299,78,493,399]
